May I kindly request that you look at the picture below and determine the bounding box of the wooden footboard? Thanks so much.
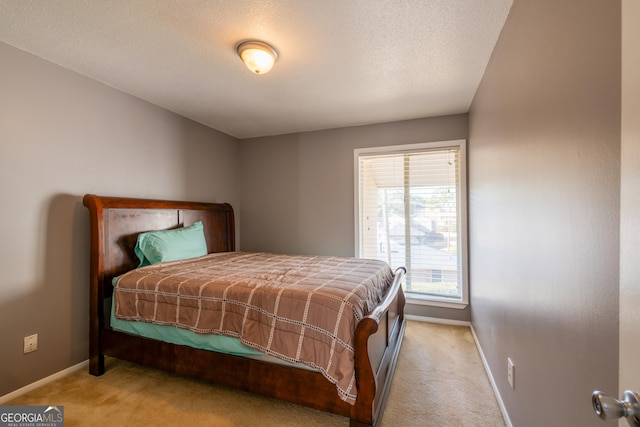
[83,194,406,427]
[352,267,406,427]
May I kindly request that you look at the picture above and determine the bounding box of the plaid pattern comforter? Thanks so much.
[113,251,395,404]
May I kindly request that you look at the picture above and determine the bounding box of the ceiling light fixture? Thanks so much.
[237,40,278,75]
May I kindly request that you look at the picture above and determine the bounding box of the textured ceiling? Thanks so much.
[0,0,512,139]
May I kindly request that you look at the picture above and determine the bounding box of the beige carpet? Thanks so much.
[7,321,505,427]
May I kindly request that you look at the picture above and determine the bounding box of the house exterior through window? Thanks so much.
[354,140,468,307]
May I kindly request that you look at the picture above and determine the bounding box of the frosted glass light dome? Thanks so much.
[237,41,278,74]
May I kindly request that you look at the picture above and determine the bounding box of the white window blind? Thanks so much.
[355,141,468,304]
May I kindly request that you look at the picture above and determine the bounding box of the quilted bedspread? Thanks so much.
[113,251,396,404]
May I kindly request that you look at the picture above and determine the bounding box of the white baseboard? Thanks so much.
[469,325,513,427]
[405,314,471,327]
[0,360,89,405]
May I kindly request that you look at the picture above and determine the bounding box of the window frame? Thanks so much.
[354,140,469,309]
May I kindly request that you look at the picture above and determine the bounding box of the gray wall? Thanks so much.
[238,115,471,321]
[0,41,240,397]
[468,0,620,426]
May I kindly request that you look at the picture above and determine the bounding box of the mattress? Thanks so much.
[110,306,319,370]
[112,251,395,403]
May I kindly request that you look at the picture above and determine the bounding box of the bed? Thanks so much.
[83,194,406,427]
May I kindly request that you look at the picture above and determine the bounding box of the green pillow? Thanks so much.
[134,221,208,267]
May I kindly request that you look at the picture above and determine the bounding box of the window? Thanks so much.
[432,269,443,283]
[354,140,468,307]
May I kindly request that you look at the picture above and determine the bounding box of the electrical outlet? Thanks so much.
[507,357,515,389]
[24,334,38,354]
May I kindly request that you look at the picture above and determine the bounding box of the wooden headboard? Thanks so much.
[82,194,235,295]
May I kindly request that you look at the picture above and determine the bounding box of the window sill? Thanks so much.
[405,293,468,309]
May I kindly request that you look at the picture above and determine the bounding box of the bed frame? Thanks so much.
[83,194,406,427]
